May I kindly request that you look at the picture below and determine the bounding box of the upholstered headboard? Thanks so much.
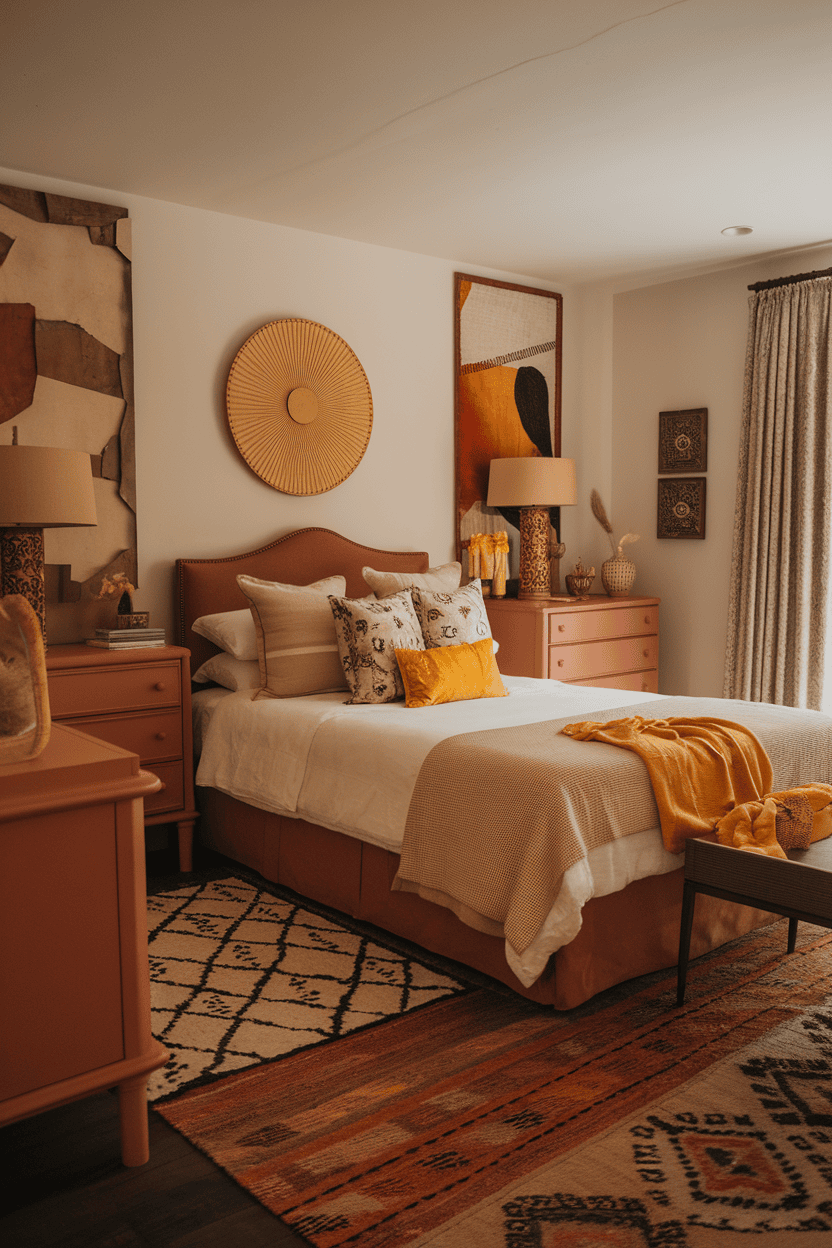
[176,527,430,673]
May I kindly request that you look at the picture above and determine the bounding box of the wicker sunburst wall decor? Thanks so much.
[226,319,373,495]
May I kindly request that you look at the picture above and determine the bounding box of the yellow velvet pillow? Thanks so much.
[395,637,507,708]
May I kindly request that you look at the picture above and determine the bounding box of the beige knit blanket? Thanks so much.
[392,697,832,956]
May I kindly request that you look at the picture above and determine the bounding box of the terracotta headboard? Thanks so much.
[175,527,430,673]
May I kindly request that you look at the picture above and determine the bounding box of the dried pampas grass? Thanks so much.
[590,489,639,557]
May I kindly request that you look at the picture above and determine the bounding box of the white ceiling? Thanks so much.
[3,0,831,285]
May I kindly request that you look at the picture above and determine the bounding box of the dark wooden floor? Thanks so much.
[0,1089,313,1247]
[0,843,313,1248]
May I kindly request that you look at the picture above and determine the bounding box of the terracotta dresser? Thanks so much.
[485,595,661,692]
[46,644,198,870]
[0,724,167,1165]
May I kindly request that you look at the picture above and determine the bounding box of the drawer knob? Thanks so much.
[557,659,564,668]
[644,616,651,625]
[154,681,166,691]
[155,731,167,741]
[558,624,565,633]
[643,649,649,658]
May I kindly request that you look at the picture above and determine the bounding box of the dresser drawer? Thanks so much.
[143,761,185,814]
[66,710,183,764]
[48,662,182,718]
[549,635,659,681]
[548,605,659,645]
[566,670,659,693]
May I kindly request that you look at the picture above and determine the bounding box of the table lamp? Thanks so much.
[487,456,577,599]
[0,439,98,640]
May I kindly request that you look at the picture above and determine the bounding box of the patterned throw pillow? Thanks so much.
[410,579,493,649]
[329,590,424,704]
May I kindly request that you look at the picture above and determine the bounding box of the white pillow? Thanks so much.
[192,653,261,692]
[362,562,462,599]
[410,579,493,648]
[236,573,348,698]
[192,607,257,661]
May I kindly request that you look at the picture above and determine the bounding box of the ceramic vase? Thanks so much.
[601,554,636,597]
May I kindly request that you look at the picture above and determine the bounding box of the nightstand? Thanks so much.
[486,595,660,692]
[46,644,198,870]
[0,724,167,1165]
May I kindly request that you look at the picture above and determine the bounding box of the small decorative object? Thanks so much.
[565,559,595,597]
[226,319,373,496]
[467,531,510,598]
[0,594,51,762]
[549,537,566,594]
[657,477,706,539]
[591,489,640,597]
[658,408,707,474]
[98,571,149,627]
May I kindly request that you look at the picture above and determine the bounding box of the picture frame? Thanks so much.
[657,477,707,540]
[454,273,562,585]
[658,408,708,474]
[0,594,51,763]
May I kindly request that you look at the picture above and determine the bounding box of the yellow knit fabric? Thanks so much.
[715,783,832,857]
[560,715,773,854]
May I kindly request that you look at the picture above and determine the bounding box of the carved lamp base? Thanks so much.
[1,527,46,640]
[518,506,555,599]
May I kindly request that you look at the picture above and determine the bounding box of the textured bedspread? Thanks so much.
[393,697,832,960]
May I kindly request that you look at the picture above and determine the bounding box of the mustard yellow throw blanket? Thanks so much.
[560,715,832,857]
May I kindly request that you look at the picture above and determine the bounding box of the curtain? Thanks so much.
[724,277,832,709]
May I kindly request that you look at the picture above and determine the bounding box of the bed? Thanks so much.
[175,527,832,1009]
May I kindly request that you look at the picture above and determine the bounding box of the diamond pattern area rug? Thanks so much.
[156,920,832,1246]
[147,877,467,1101]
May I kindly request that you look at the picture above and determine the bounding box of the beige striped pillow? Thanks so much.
[236,574,348,698]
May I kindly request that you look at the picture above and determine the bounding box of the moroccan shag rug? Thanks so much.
[147,876,468,1101]
[153,899,832,1246]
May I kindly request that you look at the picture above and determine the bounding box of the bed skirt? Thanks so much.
[196,786,778,1010]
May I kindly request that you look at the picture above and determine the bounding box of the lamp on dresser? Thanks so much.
[0,435,97,641]
[487,456,577,599]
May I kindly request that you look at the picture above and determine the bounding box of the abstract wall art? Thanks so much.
[454,274,562,586]
[0,183,136,642]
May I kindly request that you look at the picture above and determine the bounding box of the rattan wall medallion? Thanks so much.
[226,319,373,495]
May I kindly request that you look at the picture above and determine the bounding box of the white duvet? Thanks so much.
[194,677,683,986]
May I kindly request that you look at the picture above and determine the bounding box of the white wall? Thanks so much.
[1,167,573,641]
[582,244,832,697]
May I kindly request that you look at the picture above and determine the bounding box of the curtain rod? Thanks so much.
[749,265,832,292]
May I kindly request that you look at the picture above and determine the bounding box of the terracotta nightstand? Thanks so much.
[485,595,660,692]
[46,644,198,870]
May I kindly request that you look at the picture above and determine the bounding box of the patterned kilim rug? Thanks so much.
[147,877,468,1101]
[155,914,832,1247]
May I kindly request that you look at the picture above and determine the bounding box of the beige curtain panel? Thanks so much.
[724,277,832,710]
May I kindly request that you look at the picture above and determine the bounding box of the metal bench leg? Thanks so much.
[787,916,798,953]
[677,880,697,1006]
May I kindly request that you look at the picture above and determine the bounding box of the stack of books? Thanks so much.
[86,627,166,650]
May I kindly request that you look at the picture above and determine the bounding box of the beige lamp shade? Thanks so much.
[0,444,97,641]
[226,319,373,496]
[0,445,98,526]
[487,456,577,507]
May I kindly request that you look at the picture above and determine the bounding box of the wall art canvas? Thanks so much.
[657,476,707,539]
[658,407,707,474]
[455,274,562,584]
[0,183,136,643]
